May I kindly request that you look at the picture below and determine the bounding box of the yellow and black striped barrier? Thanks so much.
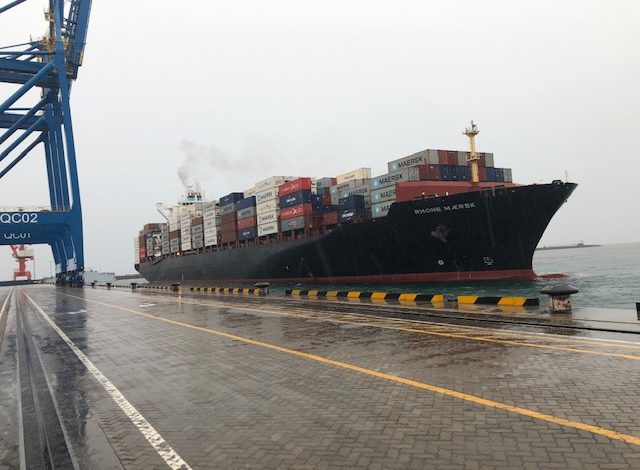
[188,287,265,296]
[457,295,539,306]
[142,285,171,291]
[285,290,444,303]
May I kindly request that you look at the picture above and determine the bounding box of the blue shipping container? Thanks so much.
[319,205,338,214]
[493,168,505,182]
[439,165,456,181]
[485,167,497,182]
[236,196,256,210]
[280,190,312,209]
[455,166,471,181]
[236,206,256,219]
[339,207,366,223]
[338,194,365,209]
[237,227,257,241]
[220,192,244,206]
[280,216,311,231]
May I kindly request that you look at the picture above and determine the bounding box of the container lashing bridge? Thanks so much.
[0,0,92,285]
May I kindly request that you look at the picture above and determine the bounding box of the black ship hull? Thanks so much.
[136,182,577,284]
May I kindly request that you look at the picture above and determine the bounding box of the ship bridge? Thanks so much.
[0,0,92,285]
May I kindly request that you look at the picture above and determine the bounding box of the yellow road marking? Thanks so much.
[458,295,478,304]
[55,292,640,448]
[347,291,361,299]
[126,292,640,360]
[498,297,526,306]
[398,293,417,301]
[371,292,387,300]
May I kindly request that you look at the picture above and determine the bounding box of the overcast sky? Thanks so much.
[1,0,639,278]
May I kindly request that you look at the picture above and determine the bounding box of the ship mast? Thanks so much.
[463,120,480,183]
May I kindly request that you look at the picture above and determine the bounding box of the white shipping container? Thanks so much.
[457,151,469,166]
[370,167,420,190]
[371,201,394,218]
[256,199,279,214]
[181,239,192,251]
[503,168,513,183]
[330,178,370,196]
[484,153,495,168]
[387,149,439,172]
[340,182,370,197]
[204,235,218,247]
[192,238,204,249]
[336,167,371,184]
[204,217,220,229]
[257,210,279,225]
[258,222,279,237]
[243,187,257,197]
[133,237,140,263]
[254,175,295,191]
[204,226,217,237]
[371,186,396,204]
[255,186,279,204]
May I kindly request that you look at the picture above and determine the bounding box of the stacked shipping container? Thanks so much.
[136,152,513,260]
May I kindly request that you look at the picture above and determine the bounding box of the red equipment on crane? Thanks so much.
[10,245,34,281]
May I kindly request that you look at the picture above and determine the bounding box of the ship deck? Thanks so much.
[2,285,640,469]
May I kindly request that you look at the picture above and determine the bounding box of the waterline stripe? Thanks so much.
[62,292,640,448]
[24,291,192,470]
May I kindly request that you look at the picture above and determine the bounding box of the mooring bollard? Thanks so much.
[171,283,181,293]
[254,282,270,295]
[91,281,96,288]
[106,282,112,289]
[540,284,579,313]
[130,282,138,290]
[636,302,640,321]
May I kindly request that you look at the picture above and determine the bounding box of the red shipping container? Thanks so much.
[395,181,517,202]
[478,166,488,181]
[445,150,458,165]
[477,153,486,167]
[416,164,440,181]
[279,177,312,197]
[221,231,238,243]
[143,223,163,232]
[237,217,256,229]
[321,194,332,205]
[323,212,338,226]
[169,229,180,239]
[220,212,237,225]
[191,216,203,225]
[220,221,237,233]
[280,203,314,220]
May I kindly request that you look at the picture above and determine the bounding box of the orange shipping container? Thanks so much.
[280,203,314,220]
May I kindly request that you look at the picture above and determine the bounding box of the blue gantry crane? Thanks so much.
[0,0,91,285]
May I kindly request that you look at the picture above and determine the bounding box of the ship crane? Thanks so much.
[9,244,34,281]
[0,0,92,285]
[463,120,480,184]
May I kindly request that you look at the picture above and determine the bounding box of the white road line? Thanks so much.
[0,288,11,321]
[23,291,192,470]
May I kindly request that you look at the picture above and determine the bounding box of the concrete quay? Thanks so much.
[2,285,640,469]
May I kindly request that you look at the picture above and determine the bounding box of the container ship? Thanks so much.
[135,122,577,284]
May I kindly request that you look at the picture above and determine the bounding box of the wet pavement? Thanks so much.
[2,285,640,469]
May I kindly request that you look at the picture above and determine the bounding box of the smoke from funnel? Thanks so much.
[177,138,289,188]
